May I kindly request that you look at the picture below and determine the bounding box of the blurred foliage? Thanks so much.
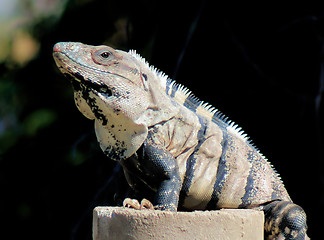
[0,0,324,239]
[0,0,67,154]
[22,108,57,136]
[0,0,67,64]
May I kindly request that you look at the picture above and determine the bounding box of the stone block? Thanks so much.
[93,207,264,240]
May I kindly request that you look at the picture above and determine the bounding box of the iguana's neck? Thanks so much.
[132,58,180,127]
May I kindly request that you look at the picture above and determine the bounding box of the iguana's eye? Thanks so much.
[100,52,110,58]
[93,48,119,65]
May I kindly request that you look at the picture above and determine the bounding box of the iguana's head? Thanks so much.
[53,42,151,120]
[53,42,175,160]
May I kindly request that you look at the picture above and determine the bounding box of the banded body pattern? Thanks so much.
[146,74,291,210]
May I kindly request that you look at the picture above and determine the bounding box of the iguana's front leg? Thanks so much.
[122,136,182,212]
[143,139,182,211]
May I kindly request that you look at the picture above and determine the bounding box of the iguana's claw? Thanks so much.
[123,198,154,210]
[123,198,141,209]
[140,199,154,209]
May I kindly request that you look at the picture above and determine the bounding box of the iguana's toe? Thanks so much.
[140,199,154,210]
[123,198,141,209]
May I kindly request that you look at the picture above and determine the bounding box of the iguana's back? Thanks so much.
[146,86,291,210]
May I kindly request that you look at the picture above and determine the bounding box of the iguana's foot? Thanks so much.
[123,198,154,210]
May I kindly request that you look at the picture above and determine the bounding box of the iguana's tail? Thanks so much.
[263,200,309,240]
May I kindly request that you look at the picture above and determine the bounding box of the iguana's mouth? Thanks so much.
[64,71,113,97]
[54,48,113,97]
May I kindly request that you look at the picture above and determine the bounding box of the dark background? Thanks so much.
[0,0,323,239]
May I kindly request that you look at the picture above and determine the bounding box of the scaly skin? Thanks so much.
[53,42,309,239]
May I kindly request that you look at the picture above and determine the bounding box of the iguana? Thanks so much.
[53,42,309,240]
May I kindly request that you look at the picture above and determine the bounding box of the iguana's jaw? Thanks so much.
[53,43,113,96]
[53,42,115,121]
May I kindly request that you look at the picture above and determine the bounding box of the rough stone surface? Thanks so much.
[93,207,264,240]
